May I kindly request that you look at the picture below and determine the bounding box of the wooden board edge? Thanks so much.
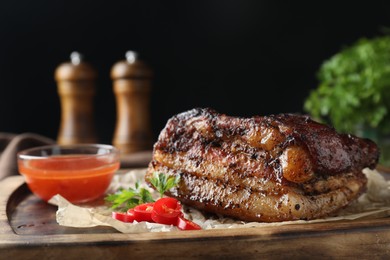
[2,173,390,255]
[1,222,390,258]
[0,176,26,235]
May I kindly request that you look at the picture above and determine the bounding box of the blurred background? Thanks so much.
[1,0,390,144]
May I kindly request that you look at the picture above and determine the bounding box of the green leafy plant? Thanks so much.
[105,172,180,211]
[304,35,390,135]
[148,172,180,199]
[105,181,154,211]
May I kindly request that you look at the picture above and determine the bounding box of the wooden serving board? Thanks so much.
[2,176,390,259]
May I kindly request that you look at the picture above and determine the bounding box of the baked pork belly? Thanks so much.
[145,108,379,222]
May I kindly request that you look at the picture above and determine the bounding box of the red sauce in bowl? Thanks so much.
[18,155,120,203]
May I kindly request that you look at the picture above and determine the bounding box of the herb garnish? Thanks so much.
[105,172,180,211]
[149,172,180,199]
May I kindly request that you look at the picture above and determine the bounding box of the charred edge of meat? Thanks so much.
[155,108,379,178]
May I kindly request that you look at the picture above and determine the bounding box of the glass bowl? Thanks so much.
[17,144,120,203]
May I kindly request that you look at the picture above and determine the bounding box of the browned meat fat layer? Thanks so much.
[155,127,319,184]
[146,164,367,222]
[156,108,379,175]
[151,157,366,196]
[154,141,277,180]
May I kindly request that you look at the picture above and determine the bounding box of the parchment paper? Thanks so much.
[49,168,390,233]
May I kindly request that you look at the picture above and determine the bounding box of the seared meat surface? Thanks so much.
[146,108,379,222]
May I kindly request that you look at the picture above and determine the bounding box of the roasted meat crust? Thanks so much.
[146,108,379,222]
[149,163,367,222]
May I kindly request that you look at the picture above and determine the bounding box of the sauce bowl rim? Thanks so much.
[17,144,119,160]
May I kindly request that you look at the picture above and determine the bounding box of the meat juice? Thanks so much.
[18,155,120,203]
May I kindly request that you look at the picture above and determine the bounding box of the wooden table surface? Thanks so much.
[2,175,390,259]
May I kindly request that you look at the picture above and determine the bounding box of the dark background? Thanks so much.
[1,1,389,144]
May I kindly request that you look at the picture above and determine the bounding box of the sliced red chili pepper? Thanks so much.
[112,210,135,223]
[133,202,154,222]
[151,197,182,225]
[177,216,202,230]
[127,208,136,220]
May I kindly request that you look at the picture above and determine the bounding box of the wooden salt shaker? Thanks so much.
[111,51,153,154]
[55,52,98,145]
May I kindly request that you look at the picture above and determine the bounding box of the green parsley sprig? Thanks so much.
[105,172,180,211]
[304,35,390,135]
[105,181,154,211]
[149,172,181,199]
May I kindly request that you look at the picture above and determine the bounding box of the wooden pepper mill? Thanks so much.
[55,52,98,145]
[111,51,153,154]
